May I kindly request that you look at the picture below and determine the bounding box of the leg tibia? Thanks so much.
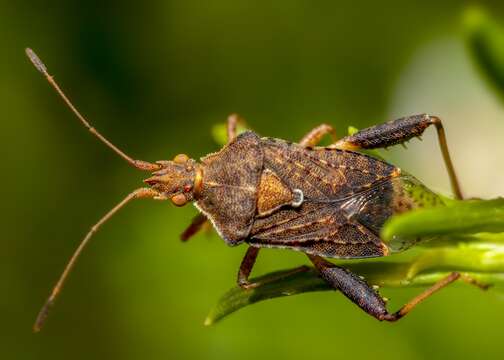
[227,113,247,143]
[299,124,337,147]
[237,246,310,289]
[180,214,208,241]
[237,246,260,289]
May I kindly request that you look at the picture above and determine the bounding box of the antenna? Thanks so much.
[25,48,160,172]
[33,187,160,332]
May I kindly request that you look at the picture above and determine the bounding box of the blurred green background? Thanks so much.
[3,1,504,359]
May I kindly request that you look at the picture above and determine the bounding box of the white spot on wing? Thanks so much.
[291,189,304,207]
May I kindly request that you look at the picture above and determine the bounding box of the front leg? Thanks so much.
[331,114,463,199]
[180,213,208,241]
[308,254,488,322]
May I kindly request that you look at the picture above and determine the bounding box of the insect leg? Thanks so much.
[237,246,310,289]
[227,113,247,142]
[180,213,208,241]
[299,123,337,147]
[308,255,390,320]
[331,114,463,199]
[33,187,161,332]
[237,246,261,289]
[380,272,489,322]
[309,255,488,322]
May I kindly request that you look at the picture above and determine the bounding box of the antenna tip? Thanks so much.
[33,299,53,333]
[25,48,48,76]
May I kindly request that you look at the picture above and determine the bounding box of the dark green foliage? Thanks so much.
[464,6,504,99]
[207,197,504,325]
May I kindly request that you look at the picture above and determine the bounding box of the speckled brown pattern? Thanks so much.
[195,131,264,245]
[246,137,407,258]
[191,132,408,257]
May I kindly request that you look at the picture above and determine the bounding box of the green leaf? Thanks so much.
[381,198,504,241]
[463,6,504,98]
[205,198,504,326]
[347,125,359,136]
[205,239,504,326]
[205,268,328,326]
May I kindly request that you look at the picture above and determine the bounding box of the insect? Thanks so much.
[27,48,487,332]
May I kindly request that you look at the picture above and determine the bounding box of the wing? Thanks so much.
[260,137,399,202]
[248,180,395,258]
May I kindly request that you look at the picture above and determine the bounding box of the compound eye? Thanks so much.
[173,153,189,164]
[171,193,188,207]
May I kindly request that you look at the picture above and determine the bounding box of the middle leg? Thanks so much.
[299,123,337,147]
[237,246,310,289]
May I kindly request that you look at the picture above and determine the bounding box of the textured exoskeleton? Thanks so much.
[168,114,483,323]
[28,47,486,329]
[194,130,438,256]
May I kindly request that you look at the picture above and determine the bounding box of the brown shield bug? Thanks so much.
[26,48,487,332]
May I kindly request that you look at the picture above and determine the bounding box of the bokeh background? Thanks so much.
[3,1,504,359]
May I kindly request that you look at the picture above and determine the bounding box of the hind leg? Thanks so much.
[308,254,488,321]
[331,114,463,199]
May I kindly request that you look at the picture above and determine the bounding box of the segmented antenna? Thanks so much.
[32,187,159,332]
[25,47,166,332]
[25,48,160,172]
